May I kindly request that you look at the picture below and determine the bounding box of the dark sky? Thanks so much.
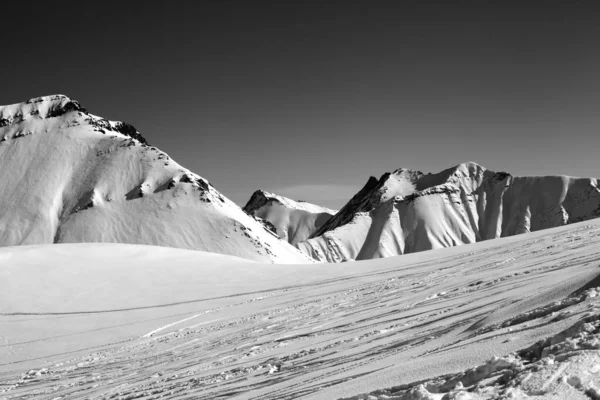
[2,1,600,208]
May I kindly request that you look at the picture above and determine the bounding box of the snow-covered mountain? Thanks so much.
[0,95,312,263]
[4,95,600,265]
[298,162,600,262]
[243,190,337,245]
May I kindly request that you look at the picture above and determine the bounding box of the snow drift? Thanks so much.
[243,190,337,245]
[298,162,600,262]
[0,95,311,263]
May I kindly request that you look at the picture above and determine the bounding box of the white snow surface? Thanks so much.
[243,190,337,245]
[300,162,600,262]
[298,212,372,262]
[2,220,600,399]
[0,95,311,263]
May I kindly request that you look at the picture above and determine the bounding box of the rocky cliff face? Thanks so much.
[298,162,600,262]
[0,95,312,263]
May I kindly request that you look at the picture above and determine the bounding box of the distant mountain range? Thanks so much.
[2,95,600,263]
[246,163,600,262]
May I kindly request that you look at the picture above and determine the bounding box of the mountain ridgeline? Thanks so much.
[0,95,312,263]
[2,95,600,264]
[248,163,600,262]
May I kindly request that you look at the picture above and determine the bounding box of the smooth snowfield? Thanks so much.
[2,222,600,399]
[0,95,310,263]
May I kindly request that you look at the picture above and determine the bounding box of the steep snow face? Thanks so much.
[309,168,425,240]
[302,162,600,262]
[296,212,372,262]
[243,190,337,245]
[0,95,312,263]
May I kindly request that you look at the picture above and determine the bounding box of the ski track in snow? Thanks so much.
[2,222,600,399]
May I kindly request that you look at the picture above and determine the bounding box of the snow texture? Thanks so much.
[1,219,600,399]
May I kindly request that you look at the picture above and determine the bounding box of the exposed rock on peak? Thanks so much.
[46,98,87,118]
[1,95,83,120]
[112,121,148,145]
[0,95,150,145]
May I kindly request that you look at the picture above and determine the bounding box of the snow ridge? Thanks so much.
[0,95,149,145]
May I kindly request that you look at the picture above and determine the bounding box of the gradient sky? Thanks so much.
[2,1,600,208]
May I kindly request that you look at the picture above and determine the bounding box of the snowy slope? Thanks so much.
[299,162,600,262]
[243,190,337,245]
[1,220,600,399]
[0,95,311,263]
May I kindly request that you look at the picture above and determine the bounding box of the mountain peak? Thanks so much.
[300,161,600,262]
[1,94,86,123]
[243,190,337,245]
[25,94,72,104]
[0,95,312,263]
[452,161,487,176]
[0,95,150,145]
[244,189,336,215]
[390,167,424,177]
[455,160,484,169]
